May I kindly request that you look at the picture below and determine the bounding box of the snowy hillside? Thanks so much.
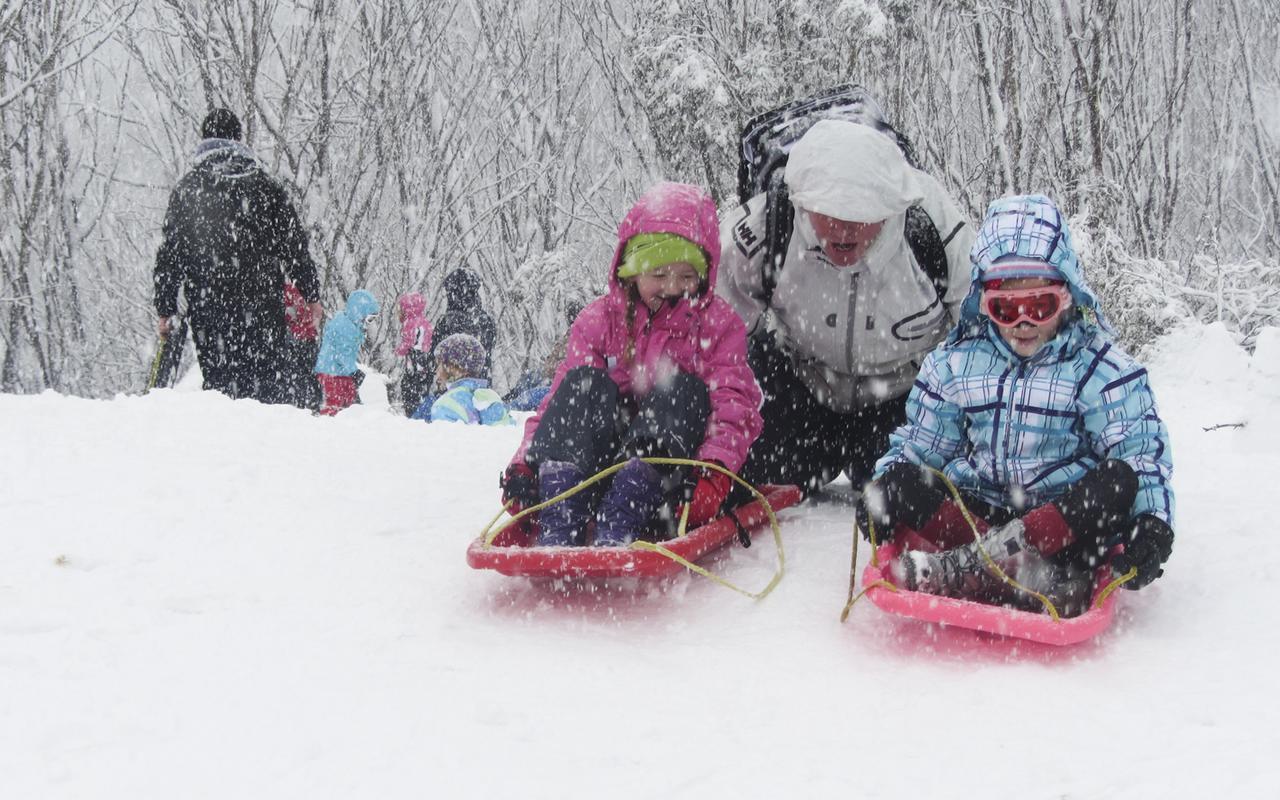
[2,320,1277,799]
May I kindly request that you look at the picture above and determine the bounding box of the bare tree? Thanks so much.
[2,0,1277,397]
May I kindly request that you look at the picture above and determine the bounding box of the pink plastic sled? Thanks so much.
[862,543,1119,646]
[468,484,802,579]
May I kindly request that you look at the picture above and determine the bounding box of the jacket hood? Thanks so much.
[786,120,924,223]
[608,182,720,309]
[344,289,380,322]
[444,269,482,311]
[398,292,427,318]
[192,139,262,180]
[951,194,1111,343]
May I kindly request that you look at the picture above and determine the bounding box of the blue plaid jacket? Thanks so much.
[875,195,1174,527]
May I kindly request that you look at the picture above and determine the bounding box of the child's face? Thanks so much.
[808,211,885,267]
[633,262,702,312]
[983,277,1069,358]
[436,363,463,385]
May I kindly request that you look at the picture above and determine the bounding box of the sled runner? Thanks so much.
[467,483,801,582]
[860,543,1120,646]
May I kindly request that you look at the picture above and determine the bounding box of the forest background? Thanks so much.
[2,0,1277,397]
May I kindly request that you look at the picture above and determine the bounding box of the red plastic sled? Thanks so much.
[862,543,1119,646]
[467,484,802,579]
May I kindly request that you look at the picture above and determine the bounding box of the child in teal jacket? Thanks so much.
[315,289,379,415]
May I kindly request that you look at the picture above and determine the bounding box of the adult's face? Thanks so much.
[808,211,885,268]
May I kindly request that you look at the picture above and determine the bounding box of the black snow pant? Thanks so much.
[740,331,908,493]
[281,337,321,411]
[526,365,710,485]
[399,351,433,417]
[191,304,293,405]
[876,459,1139,570]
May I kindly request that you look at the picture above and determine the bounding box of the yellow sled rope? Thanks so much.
[479,457,787,600]
[840,467,1136,622]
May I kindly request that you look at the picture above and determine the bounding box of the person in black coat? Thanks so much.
[424,269,497,384]
[153,108,322,406]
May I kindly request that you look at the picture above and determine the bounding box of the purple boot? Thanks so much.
[594,458,664,547]
[536,460,589,547]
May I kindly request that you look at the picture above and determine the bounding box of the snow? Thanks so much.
[3,321,1278,798]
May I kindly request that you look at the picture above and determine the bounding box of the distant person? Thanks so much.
[500,182,762,547]
[315,289,379,416]
[719,118,974,491]
[860,195,1175,616]
[394,292,434,416]
[426,269,496,383]
[503,302,584,412]
[283,281,321,411]
[154,107,321,405]
[429,333,513,426]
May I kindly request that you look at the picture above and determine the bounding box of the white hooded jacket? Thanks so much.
[717,120,975,412]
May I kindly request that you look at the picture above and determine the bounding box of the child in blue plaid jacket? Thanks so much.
[858,194,1174,615]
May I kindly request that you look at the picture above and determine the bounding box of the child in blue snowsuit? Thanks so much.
[315,289,379,415]
[429,333,514,426]
[858,195,1175,615]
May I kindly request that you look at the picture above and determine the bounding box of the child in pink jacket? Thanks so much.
[501,182,763,547]
[395,292,434,415]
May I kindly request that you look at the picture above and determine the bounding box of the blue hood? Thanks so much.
[950,194,1112,344]
[344,290,379,324]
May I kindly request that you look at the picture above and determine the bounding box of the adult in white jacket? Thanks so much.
[718,120,975,491]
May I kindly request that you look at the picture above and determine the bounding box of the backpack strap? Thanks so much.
[759,176,794,309]
[904,205,950,302]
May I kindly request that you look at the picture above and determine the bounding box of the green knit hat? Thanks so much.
[617,233,709,280]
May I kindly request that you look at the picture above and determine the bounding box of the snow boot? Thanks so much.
[536,460,589,547]
[593,457,663,547]
[1042,564,1094,618]
[892,518,1044,599]
[998,559,1095,618]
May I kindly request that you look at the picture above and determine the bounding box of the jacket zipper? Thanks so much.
[633,312,656,364]
[846,272,860,373]
[1002,361,1024,486]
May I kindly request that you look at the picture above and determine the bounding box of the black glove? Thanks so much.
[856,463,945,542]
[1111,515,1174,590]
[855,481,896,543]
[500,463,538,511]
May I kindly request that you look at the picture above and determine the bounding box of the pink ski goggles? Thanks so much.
[981,283,1072,328]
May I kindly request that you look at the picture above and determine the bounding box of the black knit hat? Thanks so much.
[201,108,242,141]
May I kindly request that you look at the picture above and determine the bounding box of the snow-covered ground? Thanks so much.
[2,320,1277,799]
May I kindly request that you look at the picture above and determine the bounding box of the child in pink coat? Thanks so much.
[395,292,434,416]
[500,182,763,547]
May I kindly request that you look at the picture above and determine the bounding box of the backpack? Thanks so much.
[736,85,957,306]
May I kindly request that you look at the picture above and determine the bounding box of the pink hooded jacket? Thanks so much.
[395,293,433,357]
[512,182,763,472]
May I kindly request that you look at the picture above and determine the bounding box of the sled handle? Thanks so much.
[841,508,909,621]
[1094,567,1137,606]
[923,470,1148,615]
[919,468,1064,619]
[841,468,1066,622]
[632,458,787,600]
[479,457,788,601]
